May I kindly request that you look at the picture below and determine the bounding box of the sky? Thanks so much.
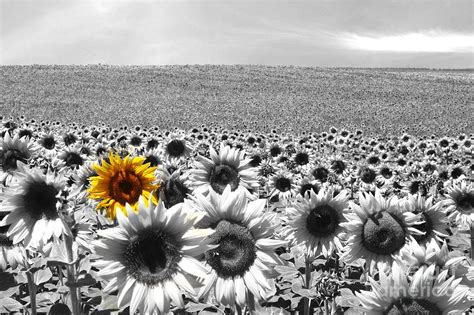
[0,0,472,68]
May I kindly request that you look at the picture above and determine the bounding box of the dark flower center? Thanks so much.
[380,167,393,179]
[206,220,256,278]
[41,136,56,150]
[2,149,28,172]
[439,139,449,148]
[398,146,409,155]
[362,211,406,255]
[23,181,59,220]
[147,139,159,150]
[359,167,376,184]
[367,156,380,165]
[110,170,143,205]
[259,164,274,177]
[166,140,186,157]
[397,159,407,166]
[63,134,77,146]
[331,160,346,174]
[423,164,436,174]
[312,167,329,182]
[96,146,107,156]
[209,164,239,194]
[294,152,309,165]
[275,177,291,192]
[124,230,181,285]
[130,136,142,147]
[306,205,339,237]
[64,152,84,168]
[163,178,189,208]
[451,167,464,179]
[249,155,262,167]
[455,192,474,213]
[270,146,282,157]
[0,225,14,247]
[19,129,33,138]
[385,298,441,315]
[412,212,433,243]
[300,183,319,197]
[144,154,161,167]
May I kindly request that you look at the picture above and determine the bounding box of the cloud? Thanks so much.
[340,31,474,53]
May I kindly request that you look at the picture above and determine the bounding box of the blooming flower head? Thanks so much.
[399,194,449,247]
[394,239,467,279]
[356,264,471,314]
[341,190,423,274]
[162,133,193,161]
[191,187,286,307]
[269,169,297,202]
[0,223,26,270]
[285,187,349,258]
[88,152,159,220]
[188,144,259,199]
[92,197,215,314]
[444,181,474,227]
[0,166,70,249]
[0,132,37,184]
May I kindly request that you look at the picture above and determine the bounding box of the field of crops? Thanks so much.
[0,66,473,315]
[0,111,473,314]
[0,65,472,136]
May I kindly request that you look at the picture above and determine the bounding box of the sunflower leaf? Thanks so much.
[33,268,52,285]
[335,288,360,307]
[0,297,22,313]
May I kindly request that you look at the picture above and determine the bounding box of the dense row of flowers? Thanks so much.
[0,116,473,314]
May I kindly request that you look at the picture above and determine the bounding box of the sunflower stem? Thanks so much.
[333,253,339,312]
[324,299,329,315]
[56,266,65,303]
[247,291,256,314]
[304,258,312,315]
[26,271,37,315]
[65,235,80,315]
[236,304,242,315]
[471,221,474,261]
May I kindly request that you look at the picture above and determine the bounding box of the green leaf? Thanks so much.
[275,265,298,278]
[96,293,119,311]
[185,302,217,312]
[34,268,53,285]
[66,272,96,287]
[0,297,23,313]
[335,288,360,307]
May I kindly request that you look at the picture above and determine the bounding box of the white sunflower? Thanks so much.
[357,264,471,314]
[394,239,467,280]
[188,144,259,199]
[341,190,423,274]
[0,224,26,270]
[162,132,193,161]
[191,187,287,307]
[400,194,449,247]
[0,165,70,249]
[92,197,215,314]
[268,169,297,202]
[0,132,38,184]
[444,181,474,227]
[285,187,349,258]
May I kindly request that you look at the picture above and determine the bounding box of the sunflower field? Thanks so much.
[0,116,473,315]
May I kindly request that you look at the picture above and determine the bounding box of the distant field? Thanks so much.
[0,65,472,136]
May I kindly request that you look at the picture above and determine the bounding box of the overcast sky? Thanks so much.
[1,0,472,68]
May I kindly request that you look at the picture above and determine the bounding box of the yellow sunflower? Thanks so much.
[88,152,159,219]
